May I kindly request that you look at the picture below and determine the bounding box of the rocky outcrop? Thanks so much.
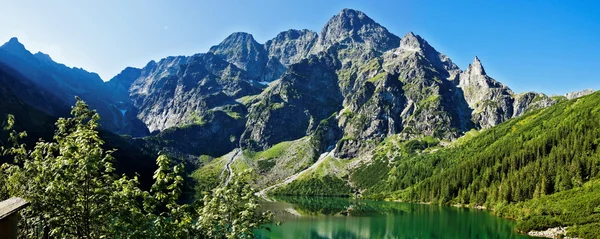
[458,56,515,129]
[565,89,594,100]
[512,92,555,117]
[128,53,259,132]
[106,67,142,102]
[241,53,343,150]
[458,57,561,128]
[209,32,268,80]
[265,29,318,66]
[312,8,400,54]
[527,227,580,239]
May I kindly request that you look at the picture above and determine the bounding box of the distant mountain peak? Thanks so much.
[325,8,376,33]
[399,31,427,52]
[33,51,53,62]
[7,37,20,44]
[338,8,369,19]
[216,32,258,45]
[272,29,316,41]
[467,56,486,76]
[1,37,27,53]
[209,32,267,79]
[565,89,594,100]
[316,8,399,52]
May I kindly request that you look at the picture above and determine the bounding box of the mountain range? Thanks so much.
[0,8,594,191]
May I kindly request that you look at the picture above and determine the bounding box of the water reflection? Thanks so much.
[256,197,535,239]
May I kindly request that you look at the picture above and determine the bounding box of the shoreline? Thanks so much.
[386,199,578,238]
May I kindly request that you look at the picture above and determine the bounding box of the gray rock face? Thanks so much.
[313,9,400,53]
[140,110,246,159]
[209,32,268,80]
[106,67,142,102]
[265,29,318,66]
[262,29,318,82]
[565,89,594,100]
[458,56,515,129]
[241,53,343,150]
[512,92,555,117]
[128,53,259,132]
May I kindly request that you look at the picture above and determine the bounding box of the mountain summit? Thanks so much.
[209,32,268,79]
[314,8,400,52]
[467,56,486,76]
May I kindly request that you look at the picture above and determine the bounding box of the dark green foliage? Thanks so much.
[496,179,600,238]
[351,159,390,192]
[404,136,439,152]
[272,175,352,197]
[257,159,276,172]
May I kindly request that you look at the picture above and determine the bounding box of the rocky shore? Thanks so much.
[527,227,581,239]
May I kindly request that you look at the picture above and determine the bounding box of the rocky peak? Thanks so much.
[108,67,142,87]
[2,37,25,49]
[399,32,427,52]
[213,32,258,47]
[33,52,53,62]
[209,32,267,79]
[459,56,501,90]
[565,89,594,100]
[314,8,400,53]
[1,37,29,56]
[384,32,460,78]
[265,29,318,66]
[466,56,486,76]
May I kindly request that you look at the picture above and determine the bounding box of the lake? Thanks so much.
[256,197,536,239]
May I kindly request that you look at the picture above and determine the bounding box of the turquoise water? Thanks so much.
[256,197,536,239]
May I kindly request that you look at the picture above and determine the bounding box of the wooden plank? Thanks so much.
[0,197,29,220]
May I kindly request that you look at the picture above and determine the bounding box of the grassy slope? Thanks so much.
[191,137,320,197]
[272,156,355,197]
[191,156,228,196]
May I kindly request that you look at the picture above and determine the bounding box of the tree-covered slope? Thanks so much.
[387,91,600,205]
[345,91,600,237]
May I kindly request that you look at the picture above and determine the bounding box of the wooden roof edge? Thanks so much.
[0,197,29,220]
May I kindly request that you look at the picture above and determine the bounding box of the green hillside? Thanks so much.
[355,91,600,237]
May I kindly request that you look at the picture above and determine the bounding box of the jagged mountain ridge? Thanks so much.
[0,38,150,137]
[104,8,589,159]
[0,8,590,162]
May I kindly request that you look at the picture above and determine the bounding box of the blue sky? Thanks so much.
[1,0,598,95]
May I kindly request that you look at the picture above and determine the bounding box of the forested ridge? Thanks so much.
[351,91,600,237]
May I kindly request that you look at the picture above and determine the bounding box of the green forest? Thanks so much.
[351,92,600,238]
[0,100,274,239]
